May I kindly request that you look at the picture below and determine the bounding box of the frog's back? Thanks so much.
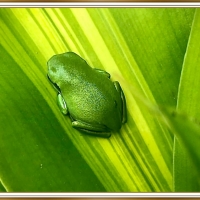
[66,72,122,131]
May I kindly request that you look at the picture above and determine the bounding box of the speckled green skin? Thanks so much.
[47,52,126,138]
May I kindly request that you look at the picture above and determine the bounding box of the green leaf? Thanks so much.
[0,181,6,192]
[173,8,200,191]
[0,8,196,191]
[109,8,194,106]
[160,107,200,191]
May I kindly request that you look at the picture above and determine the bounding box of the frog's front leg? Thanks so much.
[72,120,111,138]
[57,93,68,115]
[114,81,127,124]
[93,68,110,79]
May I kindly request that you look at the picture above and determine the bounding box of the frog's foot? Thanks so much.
[72,120,111,138]
[93,68,110,79]
[114,81,127,124]
[57,93,68,115]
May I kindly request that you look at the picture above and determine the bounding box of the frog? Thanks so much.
[47,52,126,138]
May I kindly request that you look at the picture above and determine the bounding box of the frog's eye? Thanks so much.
[47,75,61,92]
[114,100,117,107]
[53,82,61,92]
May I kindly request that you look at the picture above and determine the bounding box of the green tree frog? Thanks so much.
[47,52,127,138]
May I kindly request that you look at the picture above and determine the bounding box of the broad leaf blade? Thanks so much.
[0,44,105,192]
[0,181,6,192]
[0,8,195,191]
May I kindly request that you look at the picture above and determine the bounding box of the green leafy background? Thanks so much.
[0,8,199,192]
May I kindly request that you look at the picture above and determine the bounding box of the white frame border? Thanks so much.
[0,193,200,198]
[0,3,199,198]
[0,2,200,7]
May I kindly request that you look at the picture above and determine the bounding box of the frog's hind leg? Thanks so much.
[93,68,110,79]
[72,120,111,138]
[114,81,127,124]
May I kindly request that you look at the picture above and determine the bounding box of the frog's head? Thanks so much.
[47,53,71,92]
[47,55,63,81]
[47,52,87,88]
